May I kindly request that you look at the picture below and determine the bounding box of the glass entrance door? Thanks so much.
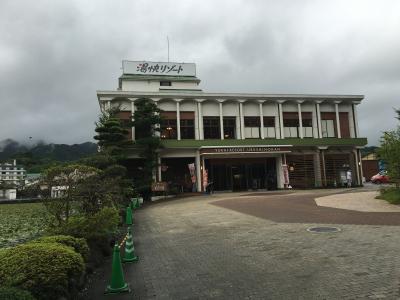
[231,165,246,191]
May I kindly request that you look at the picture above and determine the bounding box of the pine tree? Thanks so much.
[93,107,129,157]
[132,98,163,202]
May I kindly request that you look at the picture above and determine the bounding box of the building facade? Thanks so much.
[0,160,26,187]
[97,61,367,192]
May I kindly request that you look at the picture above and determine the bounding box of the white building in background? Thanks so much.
[96,61,367,192]
[0,160,26,187]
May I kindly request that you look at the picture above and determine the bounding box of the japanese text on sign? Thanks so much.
[122,61,196,76]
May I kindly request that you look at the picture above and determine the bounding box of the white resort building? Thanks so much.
[96,61,367,192]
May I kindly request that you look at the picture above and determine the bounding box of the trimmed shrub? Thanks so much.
[0,243,85,300]
[50,206,120,242]
[0,287,36,300]
[30,235,90,262]
[48,206,120,269]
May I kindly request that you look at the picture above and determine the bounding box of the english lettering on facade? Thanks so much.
[201,147,291,154]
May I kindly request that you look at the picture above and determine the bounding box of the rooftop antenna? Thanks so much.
[167,36,170,62]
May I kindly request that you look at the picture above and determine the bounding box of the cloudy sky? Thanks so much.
[1,0,399,146]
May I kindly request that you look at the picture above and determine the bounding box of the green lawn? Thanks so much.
[0,202,49,248]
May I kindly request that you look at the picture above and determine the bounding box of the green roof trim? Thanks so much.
[160,138,368,148]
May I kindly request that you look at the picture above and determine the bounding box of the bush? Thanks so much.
[30,235,90,262]
[0,287,36,300]
[48,207,120,269]
[377,187,400,204]
[50,207,120,241]
[0,243,85,300]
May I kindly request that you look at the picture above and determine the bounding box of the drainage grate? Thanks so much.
[307,226,341,233]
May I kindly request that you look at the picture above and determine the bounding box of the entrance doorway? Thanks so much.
[206,157,277,191]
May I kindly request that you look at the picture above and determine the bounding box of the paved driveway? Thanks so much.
[84,189,400,299]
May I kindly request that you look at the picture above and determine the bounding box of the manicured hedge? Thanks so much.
[0,242,85,300]
[30,235,90,262]
[50,207,120,241]
[0,287,36,300]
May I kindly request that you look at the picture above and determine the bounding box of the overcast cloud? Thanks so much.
[1,0,399,145]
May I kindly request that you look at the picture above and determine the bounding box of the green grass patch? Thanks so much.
[376,188,400,204]
[0,203,49,248]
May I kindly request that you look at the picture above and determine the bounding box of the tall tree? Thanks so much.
[378,109,400,188]
[93,106,129,158]
[131,98,162,202]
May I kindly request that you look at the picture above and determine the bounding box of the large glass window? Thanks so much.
[263,116,275,138]
[223,117,236,139]
[244,117,260,138]
[180,119,195,139]
[203,117,220,139]
[302,118,313,138]
[160,119,177,139]
[321,119,335,137]
[283,119,299,138]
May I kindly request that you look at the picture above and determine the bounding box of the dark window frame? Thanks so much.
[263,116,275,127]
[223,117,236,139]
[160,119,177,139]
[244,116,261,127]
[203,117,220,139]
[160,81,172,86]
[180,119,195,139]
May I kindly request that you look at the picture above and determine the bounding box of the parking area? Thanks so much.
[84,189,400,299]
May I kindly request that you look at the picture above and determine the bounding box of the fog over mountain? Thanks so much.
[0,139,97,162]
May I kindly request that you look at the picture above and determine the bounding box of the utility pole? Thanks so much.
[167,36,170,62]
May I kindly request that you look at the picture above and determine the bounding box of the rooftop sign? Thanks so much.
[122,60,196,76]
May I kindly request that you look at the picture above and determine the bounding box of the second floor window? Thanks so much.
[223,117,236,139]
[244,117,261,138]
[160,81,172,86]
[203,117,220,139]
[160,119,177,139]
[180,119,195,139]
[321,119,335,137]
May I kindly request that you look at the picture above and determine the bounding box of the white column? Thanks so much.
[194,100,199,140]
[335,102,341,138]
[239,101,245,139]
[219,101,224,139]
[195,150,201,192]
[312,103,318,138]
[316,102,322,138]
[348,105,355,138]
[275,103,280,139]
[130,101,135,141]
[106,100,111,115]
[197,101,204,140]
[176,100,181,140]
[353,149,360,185]
[353,103,360,138]
[259,101,264,139]
[297,102,303,139]
[278,102,284,139]
[358,149,364,184]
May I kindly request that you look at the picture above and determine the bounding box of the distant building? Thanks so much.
[96,61,367,191]
[0,160,26,187]
[25,173,41,186]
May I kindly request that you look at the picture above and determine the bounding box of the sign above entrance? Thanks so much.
[200,146,292,155]
[122,60,196,76]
